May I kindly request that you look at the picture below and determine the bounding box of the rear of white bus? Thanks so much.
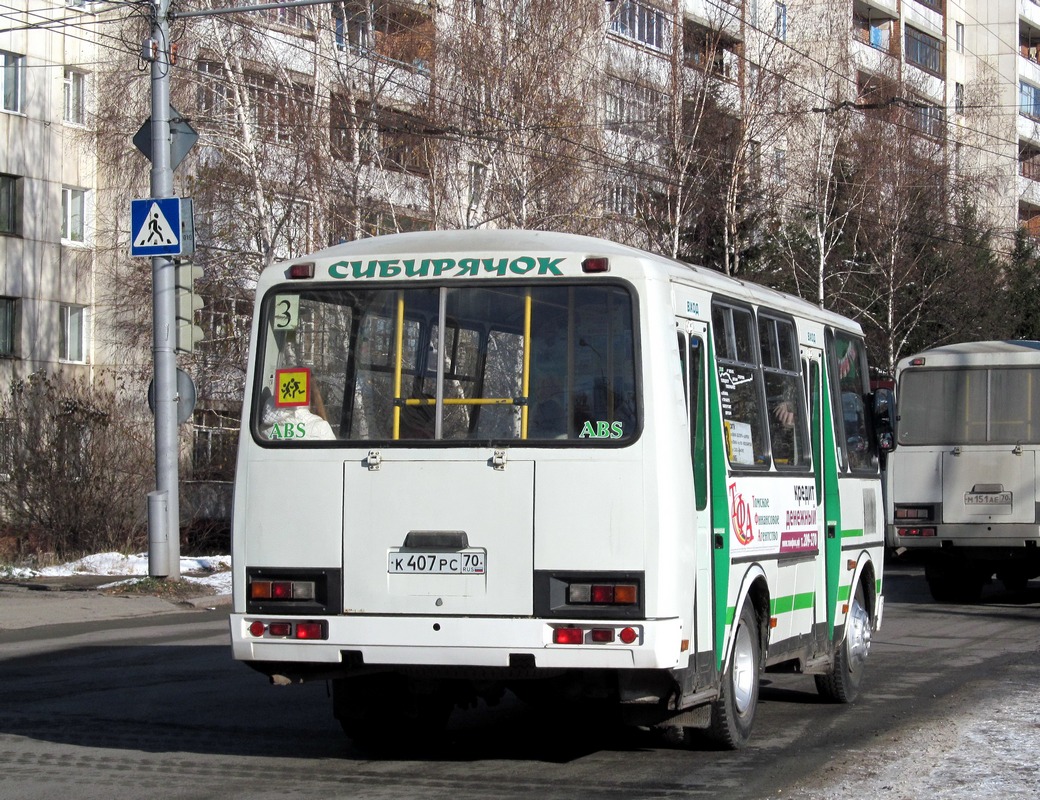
[888,347,1040,600]
[228,232,692,738]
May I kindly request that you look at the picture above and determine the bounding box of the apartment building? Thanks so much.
[0,1,106,389]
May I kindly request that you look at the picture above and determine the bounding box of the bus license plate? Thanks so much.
[388,551,486,574]
[964,491,1012,505]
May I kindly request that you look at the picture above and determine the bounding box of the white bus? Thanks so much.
[887,340,1040,602]
[229,230,890,749]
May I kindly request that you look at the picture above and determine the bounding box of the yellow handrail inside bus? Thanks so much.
[392,291,404,440]
[521,290,532,439]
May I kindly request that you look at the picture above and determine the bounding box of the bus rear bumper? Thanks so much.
[889,523,1040,551]
[229,613,685,671]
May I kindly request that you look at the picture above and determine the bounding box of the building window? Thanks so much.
[607,181,639,217]
[333,0,371,52]
[263,4,315,33]
[63,68,86,125]
[772,148,787,187]
[1021,145,1040,182]
[956,22,964,54]
[61,187,85,242]
[196,61,309,144]
[905,26,943,76]
[609,1,667,51]
[853,13,891,52]
[955,82,964,114]
[468,162,486,209]
[774,2,787,42]
[2,50,25,113]
[470,0,485,25]
[684,21,735,77]
[1021,81,1040,120]
[59,304,88,363]
[0,297,16,357]
[605,75,666,138]
[909,99,945,139]
[0,174,21,236]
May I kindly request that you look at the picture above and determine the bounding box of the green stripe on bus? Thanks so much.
[770,592,816,615]
[821,353,842,642]
[843,528,865,538]
[707,333,732,672]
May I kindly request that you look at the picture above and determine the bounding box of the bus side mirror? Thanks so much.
[872,388,895,453]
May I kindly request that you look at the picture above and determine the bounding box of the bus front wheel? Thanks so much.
[708,600,761,749]
[815,582,870,703]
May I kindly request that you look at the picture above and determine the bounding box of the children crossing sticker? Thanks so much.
[275,368,310,407]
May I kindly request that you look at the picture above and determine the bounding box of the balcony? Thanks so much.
[1023,0,1040,32]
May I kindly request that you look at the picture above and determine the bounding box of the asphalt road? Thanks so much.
[0,563,1037,800]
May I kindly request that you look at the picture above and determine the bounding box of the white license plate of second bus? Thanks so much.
[964,492,1012,505]
[387,551,486,574]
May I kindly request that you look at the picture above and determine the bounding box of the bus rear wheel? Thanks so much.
[815,582,870,703]
[708,600,760,749]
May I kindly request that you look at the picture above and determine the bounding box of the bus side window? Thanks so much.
[677,331,708,508]
[826,330,877,472]
[712,304,770,467]
[759,316,810,469]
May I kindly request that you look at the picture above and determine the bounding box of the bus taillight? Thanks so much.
[894,506,934,521]
[553,627,583,644]
[898,527,936,537]
[551,625,642,645]
[247,620,328,640]
[567,582,639,605]
[250,579,317,601]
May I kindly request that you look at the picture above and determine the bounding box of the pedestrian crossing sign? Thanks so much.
[131,197,182,257]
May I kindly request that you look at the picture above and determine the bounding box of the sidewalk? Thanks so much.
[0,574,230,633]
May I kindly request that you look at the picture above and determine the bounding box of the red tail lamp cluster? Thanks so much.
[250,579,316,601]
[552,625,640,645]
[898,527,936,537]
[247,620,327,640]
[894,506,933,521]
[567,582,638,606]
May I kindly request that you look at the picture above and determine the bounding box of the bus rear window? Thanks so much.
[898,367,1040,445]
[252,283,638,444]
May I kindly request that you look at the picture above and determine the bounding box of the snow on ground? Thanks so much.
[4,552,232,594]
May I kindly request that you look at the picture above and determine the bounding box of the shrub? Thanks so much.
[0,372,153,559]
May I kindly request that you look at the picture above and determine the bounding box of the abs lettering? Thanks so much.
[378,259,401,277]
[296,423,306,438]
[483,258,508,276]
[456,258,480,276]
[610,421,624,438]
[596,421,611,438]
[269,424,283,440]
[537,257,565,275]
[509,256,536,274]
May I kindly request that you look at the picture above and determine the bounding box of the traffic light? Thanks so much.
[175,261,204,353]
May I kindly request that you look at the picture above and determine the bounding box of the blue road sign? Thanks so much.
[131,197,182,257]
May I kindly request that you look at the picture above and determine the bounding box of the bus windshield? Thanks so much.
[897,366,1040,445]
[252,283,638,444]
